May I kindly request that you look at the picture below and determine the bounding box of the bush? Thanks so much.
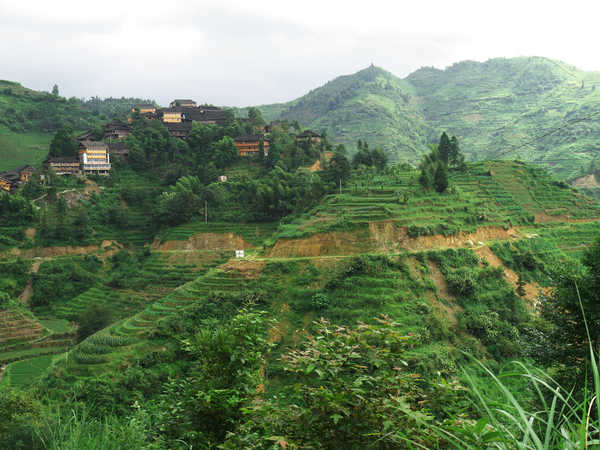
[76,304,113,342]
[446,267,476,297]
[311,293,330,310]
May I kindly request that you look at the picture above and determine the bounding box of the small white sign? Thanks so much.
[235,250,245,258]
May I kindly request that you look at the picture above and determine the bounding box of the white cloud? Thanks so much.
[1,0,599,105]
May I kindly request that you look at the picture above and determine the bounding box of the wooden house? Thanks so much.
[170,99,197,108]
[234,135,270,157]
[44,157,80,176]
[133,104,156,114]
[103,120,131,140]
[165,121,193,138]
[161,108,184,123]
[296,130,322,145]
[78,141,111,175]
[77,130,96,141]
[0,173,16,193]
[108,142,130,158]
[16,165,37,183]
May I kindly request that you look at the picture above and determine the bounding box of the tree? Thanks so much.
[77,303,113,342]
[438,132,451,165]
[371,147,388,171]
[212,136,238,169]
[247,107,265,128]
[539,237,600,386]
[52,84,59,96]
[433,161,449,193]
[49,125,78,157]
[324,148,351,183]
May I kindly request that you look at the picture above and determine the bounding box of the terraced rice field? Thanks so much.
[157,221,279,246]
[1,354,55,388]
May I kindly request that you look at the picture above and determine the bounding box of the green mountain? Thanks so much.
[255,57,600,180]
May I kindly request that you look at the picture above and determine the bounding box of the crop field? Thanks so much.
[275,161,600,240]
[157,220,279,246]
[1,354,55,388]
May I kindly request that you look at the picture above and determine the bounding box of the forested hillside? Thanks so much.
[255,57,600,181]
[0,79,153,170]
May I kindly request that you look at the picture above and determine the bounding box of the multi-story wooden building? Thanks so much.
[44,157,81,175]
[169,99,197,108]
[133,104,157,114]
[103,120,131,140]
[234,135,270,157]
[296,129,322,145]
[79,141,111,175]
[108,142,130,158]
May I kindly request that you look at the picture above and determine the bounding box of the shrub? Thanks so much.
[76,304,113,342]
[311,293,330,310]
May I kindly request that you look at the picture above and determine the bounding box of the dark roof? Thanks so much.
[235,134,270,143]
[297,130,321,138]
[15,165,37,173]
[0,171,19,182]
[79,140,108,151]
[103,120,131,130]
[165,121,193,131]
[171,99,196,104]
[77,130,95,140]
[44,156,79,163]
[133,104,155,109]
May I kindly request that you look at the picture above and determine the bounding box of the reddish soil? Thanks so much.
[153,233,253,251]
[475,246,543,306]
[221,259,265,279]
[268,223,520,257]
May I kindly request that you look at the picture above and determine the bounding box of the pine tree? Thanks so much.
[433,162,448,193]
[438,132,451,165]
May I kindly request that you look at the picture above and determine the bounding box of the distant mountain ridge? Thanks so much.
[253,57,600,180]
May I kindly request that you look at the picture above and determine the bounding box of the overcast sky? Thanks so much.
[2,0,599,106]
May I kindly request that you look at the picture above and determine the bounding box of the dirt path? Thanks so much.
[425,260,461,325]
[475,246,543,306]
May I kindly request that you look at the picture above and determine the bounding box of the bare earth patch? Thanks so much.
[475,246,542,307]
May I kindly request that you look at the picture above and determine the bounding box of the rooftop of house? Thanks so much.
[44,156,79,164]
[171,99,196,104]
[165,121,193,131]
[79,141,108,151]
[133,104,156,109]
[234,134,271,143]
[297,129,321,138]
[104,120,131,130]
[77,130,95,140]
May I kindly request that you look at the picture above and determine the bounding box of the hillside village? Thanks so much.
[0,99,325,193]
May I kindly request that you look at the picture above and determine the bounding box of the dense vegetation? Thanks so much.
[2,86,600,446]
[253,57,600,187]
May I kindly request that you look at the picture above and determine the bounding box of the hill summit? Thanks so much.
[256,57,600,180]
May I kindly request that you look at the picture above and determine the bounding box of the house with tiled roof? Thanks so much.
[234,135,270,157]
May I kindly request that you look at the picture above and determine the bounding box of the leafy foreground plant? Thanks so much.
[431,287,600,449]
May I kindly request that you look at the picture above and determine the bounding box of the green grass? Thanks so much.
[39,318,74,334]
[2,354,55,388]
[0,126,51,171]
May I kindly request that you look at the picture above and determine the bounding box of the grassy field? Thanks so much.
[0,126,51,171]
[1,354,55,388]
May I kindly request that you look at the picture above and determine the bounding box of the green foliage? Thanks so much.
[0,193,35,226]
[225,316,436,448]
[151,309,271,447]
[48,125,79,158]
[76,304,113,342]
[31,256,101,308]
